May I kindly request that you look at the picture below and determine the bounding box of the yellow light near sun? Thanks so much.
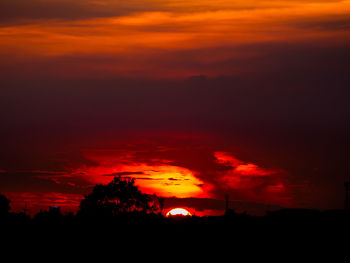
[75,149,208,199]
[122,164,205,198]
[166,208,192,217]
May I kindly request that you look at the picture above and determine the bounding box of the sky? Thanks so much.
[1,0,350,216]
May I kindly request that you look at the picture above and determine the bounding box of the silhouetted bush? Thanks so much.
[78,176,163,218]
[0,193,10,216]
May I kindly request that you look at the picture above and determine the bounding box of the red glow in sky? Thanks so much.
[10,138,292,215]
[1,0,350,215]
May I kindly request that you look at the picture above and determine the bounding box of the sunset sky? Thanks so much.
[1,0,350,216]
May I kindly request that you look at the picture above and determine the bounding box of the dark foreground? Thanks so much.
[2,209,350,249]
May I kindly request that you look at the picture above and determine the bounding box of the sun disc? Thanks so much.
[166,208,192,217]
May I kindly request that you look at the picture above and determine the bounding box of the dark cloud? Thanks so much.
[103,171,145,176]
[0,0,157,25]
[0,171,86,194]
[1,0,346,26]
[291,15,350,31]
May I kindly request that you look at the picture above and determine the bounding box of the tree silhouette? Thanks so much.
[78,177,163,217]
[0,194,10,216]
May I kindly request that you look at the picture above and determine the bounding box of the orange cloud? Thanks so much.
[1,0,349,78]
[70,150,208,198]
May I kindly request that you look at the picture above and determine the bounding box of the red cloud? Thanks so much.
[214,151,282,176]
[212,152,292,206]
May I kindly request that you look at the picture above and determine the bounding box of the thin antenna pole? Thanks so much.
[345,182,350,209]
[225,194,229,213]
[23,202,27,215]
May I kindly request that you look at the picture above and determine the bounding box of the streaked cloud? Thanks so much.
[1,0,349,78]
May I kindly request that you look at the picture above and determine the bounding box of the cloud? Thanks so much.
[290,15,350,31]
[1,0,346,21]
[210,151,291,205]
[0,0,161,24]
[215,152,281,176]
[103,171,145,176]
[65,148,208,198]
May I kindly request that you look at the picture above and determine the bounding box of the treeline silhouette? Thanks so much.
[1,177,350,243]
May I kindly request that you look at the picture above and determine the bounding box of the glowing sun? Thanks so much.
[166,208,192,217]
